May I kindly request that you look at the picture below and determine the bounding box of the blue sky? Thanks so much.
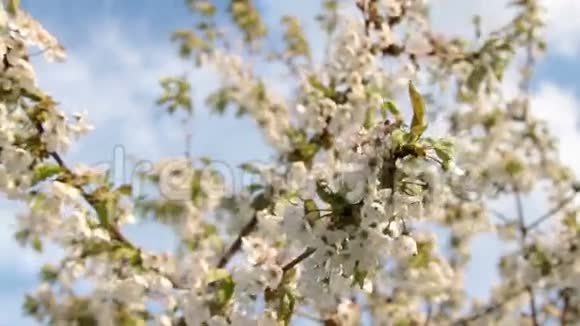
[2,0,580,325]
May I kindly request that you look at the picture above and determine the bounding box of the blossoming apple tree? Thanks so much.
[1,0,578,324]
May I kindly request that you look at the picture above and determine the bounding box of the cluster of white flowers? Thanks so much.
[1,0,579,325]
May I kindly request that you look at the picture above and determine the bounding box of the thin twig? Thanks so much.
[452,290,523,325]
[514,190,527,239]
[49,151,134,246]
[217,214,258,268]
[453,251,575,325]
[50,152,67,169]
[515,189,539,326]
[31,112,188,288]
[560,288,571,326]
[282,247,316,273]
[491,209,512,224]
[527,286,539,326]
[527,195,576,231]
[451,283,535,325]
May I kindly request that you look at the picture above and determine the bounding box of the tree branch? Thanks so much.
[560,288,571,326]
[527,286,539,326]
[514,189,539,326]
[217,213,258,268]
[491,209,513,224]
[30,112,188,288]
[452,287,526,325]
[527,195,576,231]
[514,190,527,239]
[282,247,316,273]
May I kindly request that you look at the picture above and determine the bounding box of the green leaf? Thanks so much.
[466,64,487,93]
[286,128,307,145]
[22,295,39,315]
[208,274,235,315]
[364,107,375,129]
[316,180,338,205]
[121,318,145,326]
[246,183,264,194]
[279,291,296,326]
[528,246,552,276]
[7,0,20,16]
[505,158,524,176]
[207,268,230,283]
[324,0,337,10]
[408,240,433,269]
[32,164,63,185]
[112,246,141,267]
[491,57,508,80]
[352,263,368,289]
[190,171,204,203]
[307,75,335,98]
[394,319,412,326]
[304,199,320,225]
[431,139,455,170]
[94,200,111,226]
[382,100,402,119]
[408,81,427,141]
[219,277,235,303]
[563,212,578,231]
[157,76,193,114]
[40,264,58,283]
[286,129,321,165]
[117,184,133,196]
[32,238,43,252]
[297,142,320,162]
[206,88,231,114]
[196,1,216,16]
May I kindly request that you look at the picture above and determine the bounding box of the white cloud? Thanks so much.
[31,17,272,163]
[540,0,580,57]
[531,82,580,173]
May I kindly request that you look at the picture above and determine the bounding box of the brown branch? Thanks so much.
[527,195,576,231]
[452,288,525,325]
[29,111,189,288]
[560,288,571,326]
[282,247,316,273]
[217,213,258,268]
[527,286,539,326]
[491,209,513,224]
[514,189,539,326]
[48,150,133,246]
[50,152,67,169]
[514,190,527,239]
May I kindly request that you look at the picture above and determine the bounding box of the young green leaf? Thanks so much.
[382,100,402,120]
[304,199,321,225]
[7,0,20,16]
[408,81,427,141]
[32,164,64,185]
